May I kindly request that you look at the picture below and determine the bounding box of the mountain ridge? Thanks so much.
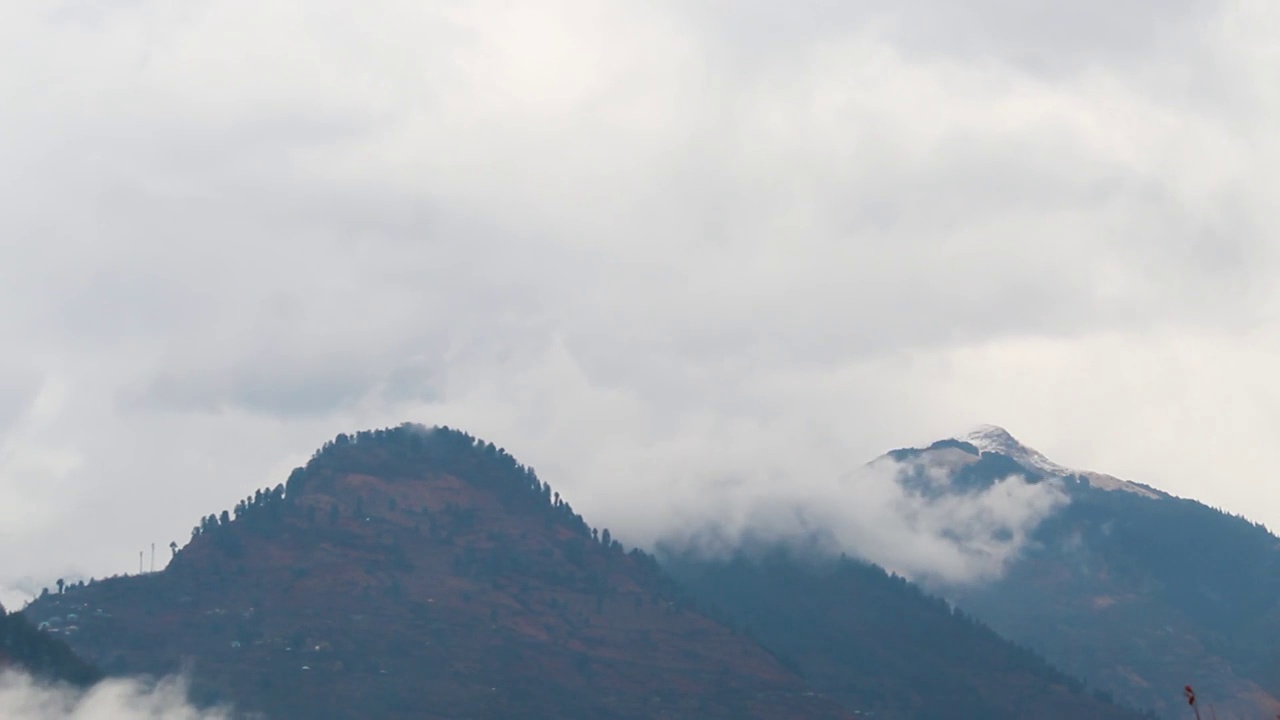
[19,421,1270,718]
[0,601,100,686]
[25,424,854,720]
[659,541,1158,720]
[21,422,1164,720]
[951,425,1164,498]
[891,425,1280,719]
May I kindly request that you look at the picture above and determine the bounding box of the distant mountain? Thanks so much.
[660,544,1157,720]
[0,600,100,686]
[25,425,853,720]
[889,426,1280,720]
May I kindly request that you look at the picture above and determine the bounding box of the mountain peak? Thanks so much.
[957,425,1071,477]
[961,424,1019,446]
[951,425,1162,499]
[28,425,854,720]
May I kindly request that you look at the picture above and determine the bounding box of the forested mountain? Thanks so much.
[22,424,1168,719]
[661,545,1156,720]
[24,424,853,720]
[25,422,1246,719]
[890,426,1280,719]
[0,601,100,686]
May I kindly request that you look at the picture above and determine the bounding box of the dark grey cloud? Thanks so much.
[2,0,1280,595]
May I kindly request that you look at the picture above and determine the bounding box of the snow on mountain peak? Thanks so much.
[953,425,1162,499]
[959,425,1073,476]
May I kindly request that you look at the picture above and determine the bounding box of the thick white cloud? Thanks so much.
[0,671,227,720]
[3,0,1280,594]
[659,454,1071,585]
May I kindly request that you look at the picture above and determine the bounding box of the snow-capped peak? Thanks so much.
[954,425,1162,499]
[960,425,1075,477]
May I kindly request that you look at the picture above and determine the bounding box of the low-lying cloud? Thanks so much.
[0,671,230,720]
[656,454,1069,586]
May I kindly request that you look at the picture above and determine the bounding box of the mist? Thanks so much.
[652,452,1069,585]
[0,671,230,720]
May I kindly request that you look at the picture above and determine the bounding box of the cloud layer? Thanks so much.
[660,454,1070,585]
[0,671,228,720]
[4,0,1280,595]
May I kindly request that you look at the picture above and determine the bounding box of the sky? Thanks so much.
[4,0,1280,603]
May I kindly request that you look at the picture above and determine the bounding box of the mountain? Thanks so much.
[660,544,1158,720]
[0,600,101,686]
[24,424,854,720]
[890,425,1280,720]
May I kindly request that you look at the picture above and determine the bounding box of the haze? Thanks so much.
[3,0,1279,604]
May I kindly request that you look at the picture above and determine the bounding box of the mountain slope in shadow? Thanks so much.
[661,543,1157,720]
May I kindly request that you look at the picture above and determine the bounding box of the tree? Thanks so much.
[601,528,612,548]
[170,541,178,558]
[56,579,64,595]
[219,510,231,526]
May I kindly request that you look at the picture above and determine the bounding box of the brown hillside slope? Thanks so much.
[25,425,852,720]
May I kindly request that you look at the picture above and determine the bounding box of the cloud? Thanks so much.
[0,671,229,720]
[836,458,1069,584]
[3,0,1280,597]
[656,450,1069,585]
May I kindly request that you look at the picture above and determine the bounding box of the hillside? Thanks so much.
[0,601,100,686]
[660,544,1157,720]
[891,427,1280,719]
[24,424,853,720]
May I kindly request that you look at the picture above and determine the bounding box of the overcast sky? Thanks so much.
[3,0,1280,601]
